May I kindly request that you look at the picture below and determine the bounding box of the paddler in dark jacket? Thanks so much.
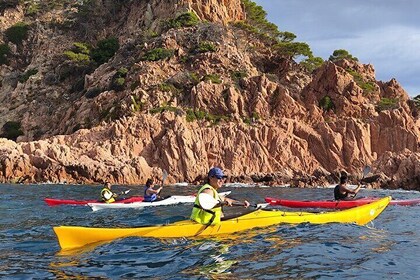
[191,167,250,225]
[334,173,362,200]
[144,178,163,202]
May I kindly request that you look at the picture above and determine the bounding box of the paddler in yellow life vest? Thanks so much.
[101,182,118,203]
[191,167,250,225]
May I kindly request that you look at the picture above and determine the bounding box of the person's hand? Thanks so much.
[243,200,250,208]
[224,198,233,206]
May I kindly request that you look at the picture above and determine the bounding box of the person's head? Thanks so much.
[146,178,154,187]
[207,167,227,189]
[340,174,348,185]
[104,182,111,189]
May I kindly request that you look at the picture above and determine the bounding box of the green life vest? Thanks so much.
[101,188,115,203]
[190,184,222,225]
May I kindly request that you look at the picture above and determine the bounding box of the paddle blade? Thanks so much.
[362,166,371,178]
[162,169,168,184]
[198,193,219,210]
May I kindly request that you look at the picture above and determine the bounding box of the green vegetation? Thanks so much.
[64,42,91,64]
[142,48,174,61]
[149,104,181,115]
[130,95,143,112]
[18,68,38,83]
[91,37,119,65]
[186,109,230,124]
[165,12,200,29]
[329,49,358,62]
[25,2,40,16]
[319,95,335,112]
[273,42,312,59]
[64,38,118,66]
[1,121,23,141]
[72,42,90,55]
[413,95,420,108]
[189,72,200,84]
[243,112,260,125]
[231,70,248,81]
[300,56,324,73]
[203,74,222,84]
[238,0,312,59]
[376,98,399,112]
[5,22,29,44]
[111,67,128,91]
[158,83,182,95]
[0,44,11,65]
[85,87,102,99]
[240,0,281,39]
[346,68,376,94]
[196,41,217,53]
[64,51,90,63]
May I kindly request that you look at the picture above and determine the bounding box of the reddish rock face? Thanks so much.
[0,1,419,190]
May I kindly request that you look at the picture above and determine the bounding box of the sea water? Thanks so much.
[0,183,418,279]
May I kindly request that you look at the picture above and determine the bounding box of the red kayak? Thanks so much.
[44,196,144,206]
[265,197,420,209]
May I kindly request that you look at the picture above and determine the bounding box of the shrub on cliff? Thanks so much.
[346,68,376,94]
[274,42,312,59]
[376,98,399,112]
[300,56,324,73]
[239,0,312,60]
[1,121,23,141]
[241,0,281,39]
[142,48,174,61]
[319,95,335,112]
[91,37,119,65]
[110,67,128,91]
[165,12,200,29]
[203,74,222,84]
[64,42,91,64]
[18,68,38,83]
[5,22,29,44]
[196,41,217,53]
[0,44,11,65]
[329,49,358,62]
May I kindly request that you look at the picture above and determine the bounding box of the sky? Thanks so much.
[253,0,420,97]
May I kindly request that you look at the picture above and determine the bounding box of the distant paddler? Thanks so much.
[100,182,130,203]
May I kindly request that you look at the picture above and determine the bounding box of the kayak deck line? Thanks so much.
[53,196,391,250]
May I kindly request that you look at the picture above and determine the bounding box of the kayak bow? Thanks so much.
[54,196,391,250]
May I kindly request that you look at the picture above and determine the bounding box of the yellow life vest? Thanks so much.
[190,184,222,225]
[101,188,115,203]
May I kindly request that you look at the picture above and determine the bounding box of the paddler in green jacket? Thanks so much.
[191,167,250,225]
[101,182,118,203]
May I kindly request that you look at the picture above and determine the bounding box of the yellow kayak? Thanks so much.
[54,196,391,250]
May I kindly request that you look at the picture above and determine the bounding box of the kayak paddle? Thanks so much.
[158,169,168,196]
[198,193,268,209]
[352,165,371,198]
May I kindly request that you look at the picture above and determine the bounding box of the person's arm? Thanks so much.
[223,197,250,208]
[342,184,361,194]
[146,187,162,195]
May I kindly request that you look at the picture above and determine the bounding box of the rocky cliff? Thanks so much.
[1,1,419,190]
